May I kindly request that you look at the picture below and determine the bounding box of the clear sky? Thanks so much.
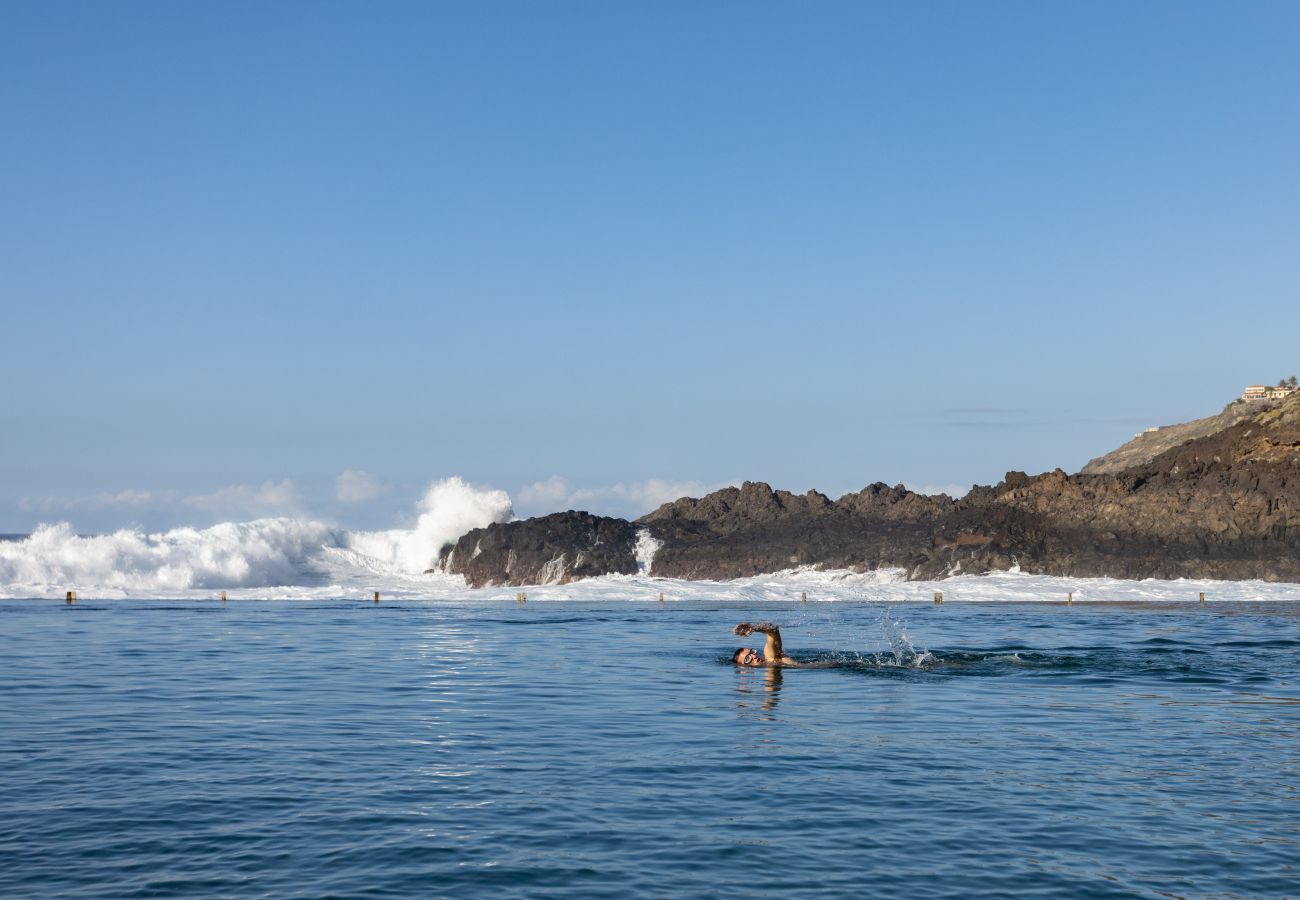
[3,1,1298,533]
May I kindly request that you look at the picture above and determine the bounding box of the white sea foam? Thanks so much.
[0,476,512,598]
[346,477,512,574]
[0,518,341,594]
[633,528,662,576]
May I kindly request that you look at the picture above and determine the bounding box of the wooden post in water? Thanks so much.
[1199,591,1205,604]
[933,591,943,604]
[1068,592,1073,605]
[373,591,380,604]
[220,591,227,604]
[66,591,75,605]
[801,591,807,604]
[522,591,526,603]
[659,591,664,603]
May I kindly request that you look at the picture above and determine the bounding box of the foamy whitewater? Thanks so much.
[3,476,1298,603]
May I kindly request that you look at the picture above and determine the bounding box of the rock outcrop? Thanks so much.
[436,394,1300,586]
[440,511,637,588]
[638,481,961,580]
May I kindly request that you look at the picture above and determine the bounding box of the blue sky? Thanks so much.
[3,1,1298,532]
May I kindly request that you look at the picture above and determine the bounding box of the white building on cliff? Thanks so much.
[1243,383,1297,400]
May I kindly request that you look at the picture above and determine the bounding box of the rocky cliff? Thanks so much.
[437,394,1300,586]
[1080,398,1280,474]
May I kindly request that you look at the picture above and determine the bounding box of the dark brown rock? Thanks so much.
[439,511,637,588]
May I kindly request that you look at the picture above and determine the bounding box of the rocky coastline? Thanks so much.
[437,394,1300,587]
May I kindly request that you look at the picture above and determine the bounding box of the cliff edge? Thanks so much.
[1081,399,1281,474]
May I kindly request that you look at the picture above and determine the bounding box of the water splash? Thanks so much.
[873,605,932,667]
[633,529,662,576]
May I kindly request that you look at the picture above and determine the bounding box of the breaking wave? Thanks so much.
[0,477,512,597]
[346,478,512,574]
[0,519,340,593]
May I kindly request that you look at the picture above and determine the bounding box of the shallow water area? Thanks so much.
[2,597,1299,898]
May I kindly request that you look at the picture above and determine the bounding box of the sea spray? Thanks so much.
[0,476,514,595]
[346,477,512,574]
[0,519,341,592]
[859,603,933,668]
[633,528,662,576]
[783,601,932,668]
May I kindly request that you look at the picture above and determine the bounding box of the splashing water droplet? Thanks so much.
[877,605,932,668]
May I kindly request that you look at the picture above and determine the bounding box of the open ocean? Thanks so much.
[2,596,1298,898]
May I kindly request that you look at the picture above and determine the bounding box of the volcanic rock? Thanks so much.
[439,510,638,588]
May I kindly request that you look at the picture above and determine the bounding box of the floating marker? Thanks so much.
[934,591,943,604]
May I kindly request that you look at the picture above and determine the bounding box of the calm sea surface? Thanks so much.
[2,598,1298,898]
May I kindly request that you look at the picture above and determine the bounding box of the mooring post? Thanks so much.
[66,590,75,605]
[220,590,227,604]
[659,591,664,603]
[373,591,379,604]
[801,591,807,604]
[1068,592,1073,605]
[1199,591,1205,604]
[934,591,943,604]
[522,591,526,603]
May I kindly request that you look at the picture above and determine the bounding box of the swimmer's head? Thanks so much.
[732,647,761,666]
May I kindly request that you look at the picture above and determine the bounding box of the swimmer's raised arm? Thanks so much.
[732,622,797,665]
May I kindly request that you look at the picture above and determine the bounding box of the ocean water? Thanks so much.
[3,597,1298,898]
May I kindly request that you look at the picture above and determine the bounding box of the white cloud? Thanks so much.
[19,489,179,513]
[516,476,738,519]
[16,480,303,526]
[516,475,571,508]
[182,479,301,517]
[905,482,971,499]
[336,469,383,503]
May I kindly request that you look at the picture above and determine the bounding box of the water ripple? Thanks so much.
[1,599,1298,897]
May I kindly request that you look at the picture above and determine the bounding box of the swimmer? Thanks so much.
[731,622,799,667]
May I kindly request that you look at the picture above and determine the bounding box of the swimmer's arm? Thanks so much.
[733,622,789,664]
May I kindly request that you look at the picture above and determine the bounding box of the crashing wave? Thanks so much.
[0,518,341,592]
[0,476,513,596]
[634,528,662,576]
[346,477,512,573]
